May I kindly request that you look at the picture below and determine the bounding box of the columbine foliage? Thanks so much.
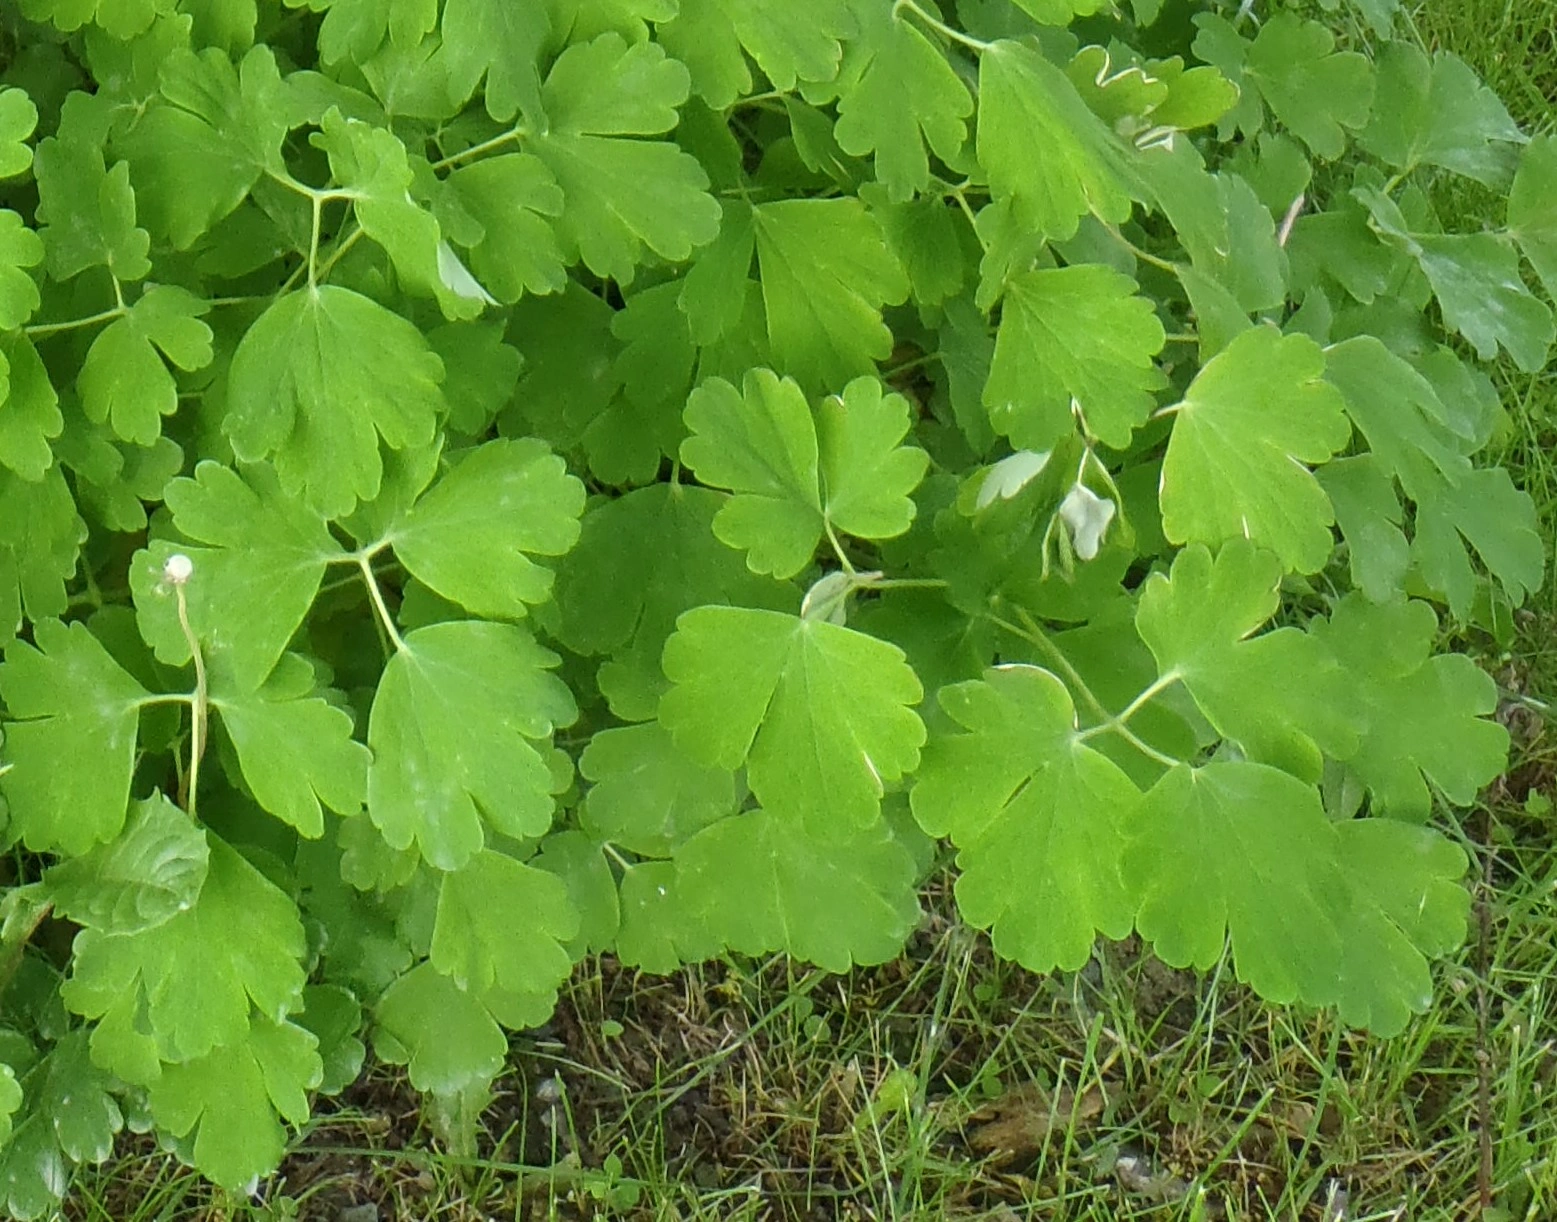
[0,0,1542,1206]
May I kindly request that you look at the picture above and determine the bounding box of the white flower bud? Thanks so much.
[163,553,194,585]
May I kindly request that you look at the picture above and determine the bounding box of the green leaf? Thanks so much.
[1136,542,1359,780]
[1509,134,1557,300]
[18,0,158,36]
[822,0,972,202]
[34,1031,123,1163]
[62,837,308,1063]
[0,466,82,641]
[429,849,579,1009]
[0,212,43,331]
[984,265,1166,451]
[1412,466,1545,616]
[1359,41,1523,187]
[911,666,1137,972]
[288,0,437,63]
[118,46,289,248]
[615,860,719,972]
[529,33,721,283]
[444,154,566,303]
[297,984,366,1095]
[1243,14,1374,160]
[316,109,483,318]
[1160,327,1351,574]
[550,482,789,721]
[386,438,584,619]
[0,619,148,855]
[33,137,151,282]
[0,1116,67,1220]
[1315,456,1409,603]
[978,39,1135,244]
[1360,191,1553,374]
[0,334,62,481]
[214,654,370,838]
[439,0,548,121]
[372,961,506,1094]
[658,0,852,110]
[673,809,920,972]
[752,197,909,391]
[132,462,344,690]
[148,1019,320,1190]
[0,89,37,178]
[1128,761,1466,1035]
[225,286,446,518]
[580,722,737,856]
[43,794,210,935]
[78,286,213,447]
[1313,596,1506,819]
[533,830,619,956]
[681,370,927,578]
[367,621,577,871]
[660,606,925,829]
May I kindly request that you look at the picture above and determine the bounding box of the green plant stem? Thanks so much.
[1105,226,1179,273]
[173,583,209,820]
[824,520,858,577]
[359,554,407,653]
[893,0,992,52]
[431,126,526,171]
[23,304,126,338]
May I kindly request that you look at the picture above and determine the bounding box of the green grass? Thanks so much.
[62,3,1557,1219]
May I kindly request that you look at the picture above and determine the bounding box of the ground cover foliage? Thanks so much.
[0,0,1550,1213]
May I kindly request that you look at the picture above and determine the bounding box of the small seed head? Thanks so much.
[163,553,194,585]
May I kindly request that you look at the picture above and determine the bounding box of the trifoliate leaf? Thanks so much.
[1509,134,1557,300]
[550,482,791,721]
[78,286,213,447]
[297,984,365,1095]
[0,619,148,855]
[1160,327,1350,574]
[1359,41,1523,187]
[214,654,370,837]
[872,194,967,308]
[657,0,852,110]
[580,722,737,856]
[0,213,42,332]
[0,89,37,178]
[984,265,1166,451]
[1412,466,1545,617]
[978,39,1135,244]
[820,0,971,202]
[225,286,446,518]
[440,0,547,122]
[148,1018,320,1191]
[444,154,566,303]
[132,462,344,690]
[316,110,478,319]
[1360,191,1552,374]
[118,46,289,248]
[372,961,505,1093]
[385,438,584,619]
[367,621,577,871]
[1135,542,1360,779]
[1128,761,1466,1035]
[35,1032,123,1164]
[752,197,909,391]
[673,809,920,972]
[529,34,720,284]
[32,137,151,282]
[912,666,1138,972]
[1312,596,1505,820]
[429,850,578,1009]
[660,606,925,829]
[62,838,308,1062]
[1243,14,1374,160]
[681,370,927,577]
[428,323,523,437]
[18,0,158,36]
[1322,337,1544,609]
[287,0,437,63]
[0,336,61,483]
[43,795,209,935]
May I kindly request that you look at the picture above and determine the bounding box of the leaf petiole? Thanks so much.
[358,554,407,653]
